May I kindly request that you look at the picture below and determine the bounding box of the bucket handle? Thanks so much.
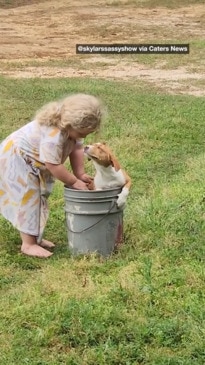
[66,200,117,234]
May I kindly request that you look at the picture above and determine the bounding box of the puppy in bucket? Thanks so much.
[84,142,131,208]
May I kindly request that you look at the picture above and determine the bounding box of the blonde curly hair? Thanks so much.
[35,93,104,132]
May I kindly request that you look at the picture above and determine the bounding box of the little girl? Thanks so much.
[0,93,103,258]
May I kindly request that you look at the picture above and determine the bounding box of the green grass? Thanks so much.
[0,75,205,364]
[106,0,205,8]
[1,0,204,8]
[0,0,49,8]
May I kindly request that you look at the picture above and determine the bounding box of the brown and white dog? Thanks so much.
[84,143,131,208]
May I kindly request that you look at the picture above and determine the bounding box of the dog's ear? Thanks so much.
[110,155,121,171]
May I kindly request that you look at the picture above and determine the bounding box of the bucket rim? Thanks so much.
[64,186,122,194]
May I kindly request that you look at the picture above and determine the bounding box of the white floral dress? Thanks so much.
[0,120,78,242]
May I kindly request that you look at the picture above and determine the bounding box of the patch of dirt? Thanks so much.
[0,0,205,96]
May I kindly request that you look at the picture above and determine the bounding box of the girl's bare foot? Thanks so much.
[21,243,53,258]
[39,239,55,249]
[20,232,53,258]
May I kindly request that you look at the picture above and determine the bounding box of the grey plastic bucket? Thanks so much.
[64,187,124,256]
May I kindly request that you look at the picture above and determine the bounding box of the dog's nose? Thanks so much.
[84,146,89,153]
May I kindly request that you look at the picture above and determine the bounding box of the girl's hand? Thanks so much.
[71,179,88,190]
[78,173,94,183]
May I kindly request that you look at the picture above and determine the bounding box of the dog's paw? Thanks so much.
[116,194,127,208]
[116,187,129,208]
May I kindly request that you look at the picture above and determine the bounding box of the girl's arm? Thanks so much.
[69,144,92,183]
[69,144,85,179]
[45,162,88,190]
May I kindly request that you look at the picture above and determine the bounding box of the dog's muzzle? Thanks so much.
[84,146,92,160]
[84,146,89,153]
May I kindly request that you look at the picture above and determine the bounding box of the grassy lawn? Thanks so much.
[0,75,205,364]
[106,0,205,7]
[1,0,204,8]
